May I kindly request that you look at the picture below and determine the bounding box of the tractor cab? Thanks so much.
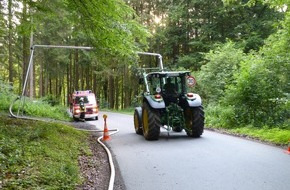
[145,71,197,105]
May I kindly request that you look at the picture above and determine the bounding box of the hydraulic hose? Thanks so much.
[70,127,120,190]
[9,96,20,118]
[98,129,119,190]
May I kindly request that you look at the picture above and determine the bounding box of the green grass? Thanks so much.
[10,98,71,121]
[204,103,290,146]
[229,126,290,146]
[23,100,71,121]
[0,115,91,189]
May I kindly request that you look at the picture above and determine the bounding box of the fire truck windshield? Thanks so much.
[75,96,89,104]
[87,96,96,104]
[75,95,96,104]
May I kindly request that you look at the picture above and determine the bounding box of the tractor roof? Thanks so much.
[146,71,191,78]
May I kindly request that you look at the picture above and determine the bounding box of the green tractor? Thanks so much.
[134,52,204,140]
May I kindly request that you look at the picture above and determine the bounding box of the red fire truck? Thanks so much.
[70,90,99,121]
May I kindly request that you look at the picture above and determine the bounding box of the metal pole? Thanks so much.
[29,28,34,98]
[33,45,94,50]
[17,46,35,116]
[21,46,35,97]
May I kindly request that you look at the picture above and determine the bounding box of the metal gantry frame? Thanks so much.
[10,44,94,118]
[137,51,164,71]
[9,47,162,118]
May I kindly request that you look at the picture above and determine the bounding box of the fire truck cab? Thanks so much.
[70,90,99,121]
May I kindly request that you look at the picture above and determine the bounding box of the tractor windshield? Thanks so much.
[147,77,162,94]
[147,75,187,95]
[162,77,183,95]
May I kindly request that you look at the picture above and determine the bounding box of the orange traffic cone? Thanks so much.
[284,140,290,155]
[103,114,111,141]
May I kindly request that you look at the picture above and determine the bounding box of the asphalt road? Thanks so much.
[88,111,290,190]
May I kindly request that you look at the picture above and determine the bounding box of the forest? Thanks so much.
[0,0,289,129]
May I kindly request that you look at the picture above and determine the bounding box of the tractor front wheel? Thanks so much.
[142,102,161,140]
[134,107,143,135]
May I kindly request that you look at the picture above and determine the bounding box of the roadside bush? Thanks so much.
[203,19,290,129]
[0,79,15,111]
[219,29,290,128]
[205,103,235,128]
[23,99,70,120]
[42,94,61,106]
[197,41,245,104]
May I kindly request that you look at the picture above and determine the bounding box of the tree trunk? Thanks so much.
[21,1,30,96]
[108,73,114,109]
[73,49,79,90]
[8,0,13,85]
[114,75,119,110]
[39,59,43,97]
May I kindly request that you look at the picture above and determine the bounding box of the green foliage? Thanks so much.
[198,41,245,103]
[219,14,290,127]
[20,99,70,121]
[42,94,61,106]
[148,0,282,66]
[66,0,150,57]
[0,115,90,189]
[221,56,284,126]
[201,31,289,128]
[205,103,236,128]
[0,79,70,120]
[176,54,203,71]
[0,79,15,110]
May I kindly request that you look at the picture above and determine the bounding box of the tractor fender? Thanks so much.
[135,106,142,118]
[187,93,202,107]
[144,96,166,109]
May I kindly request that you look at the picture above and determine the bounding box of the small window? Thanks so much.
[75,96,89,104]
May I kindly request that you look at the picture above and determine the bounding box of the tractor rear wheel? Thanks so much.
[184,106,204,137]
[142,102,161,140]
[134,107,143,135]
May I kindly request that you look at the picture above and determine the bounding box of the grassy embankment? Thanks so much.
[0,95,93,189]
